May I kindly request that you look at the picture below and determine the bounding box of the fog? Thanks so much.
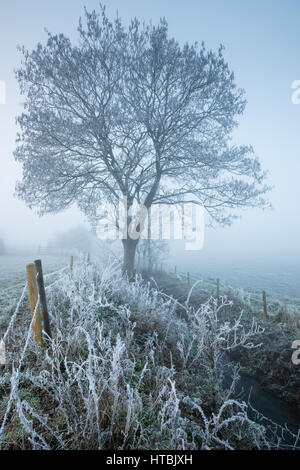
[0,0,300,268]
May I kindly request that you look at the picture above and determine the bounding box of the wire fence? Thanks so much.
[0,290,44,442]
[0,265,68,308]
[0,256,299,450]
[0,255,86,446]
[161,265,300,320]
[0,263,69,358]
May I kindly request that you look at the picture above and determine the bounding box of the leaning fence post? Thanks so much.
[26,263,43,346]
[70,255,74,277]
[34,259,52,339]
[262,290,268,318]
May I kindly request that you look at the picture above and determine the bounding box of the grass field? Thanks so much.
[1,253,299,319]
[173,259,300,314]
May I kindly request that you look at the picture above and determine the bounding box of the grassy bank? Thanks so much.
[0,261,299,450]
[149,270,300,412]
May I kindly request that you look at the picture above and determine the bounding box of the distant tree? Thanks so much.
[14,6,270,278]
[48,226,95,254]
[136,239,169,272]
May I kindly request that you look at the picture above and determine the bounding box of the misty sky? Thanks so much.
[0,0,299,263]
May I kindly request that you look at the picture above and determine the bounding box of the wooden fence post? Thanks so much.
[187,272,190,287]
[262,290,268,318]
[70,255,74,277]
[34,259,52,339]
[26,263,43,346]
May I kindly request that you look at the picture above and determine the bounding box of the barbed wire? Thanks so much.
[0,295,41,443]
[0,264,68,344]
[1,283,28,345]
[175,270,300,315]
[0,261,71,444]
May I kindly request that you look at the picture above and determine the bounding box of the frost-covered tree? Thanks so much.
[14,6,270,278]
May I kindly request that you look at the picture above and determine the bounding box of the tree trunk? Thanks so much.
[122,238,138,280]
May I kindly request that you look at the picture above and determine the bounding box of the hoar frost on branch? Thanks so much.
[14,5,270,277]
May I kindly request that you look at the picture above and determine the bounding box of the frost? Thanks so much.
[0,259,298,450]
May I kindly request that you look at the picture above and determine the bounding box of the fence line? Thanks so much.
[0,266,69,306]
[0,297,42,442]
[1,283,28,346]
[0,261,70,348]
[167,267,300,318]
[43,266,68,279]
[0,255,77,444]
[0,256,299,449]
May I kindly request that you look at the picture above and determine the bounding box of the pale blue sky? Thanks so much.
[0,0,299,263]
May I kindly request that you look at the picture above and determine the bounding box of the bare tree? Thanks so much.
[14,6,270,278]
